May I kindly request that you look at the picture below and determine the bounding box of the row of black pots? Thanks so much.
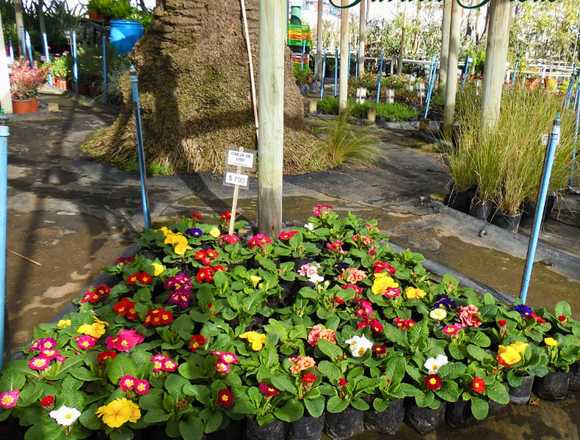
[243,368,579,440]
[446,187,556,234]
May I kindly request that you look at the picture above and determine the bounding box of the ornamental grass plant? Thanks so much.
[448,85,576,216]
[0,207,578,439]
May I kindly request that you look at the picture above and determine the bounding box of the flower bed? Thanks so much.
[0,206,578,439]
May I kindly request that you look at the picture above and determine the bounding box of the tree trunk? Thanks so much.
[315,0,323,77]
[357,0,366,77]
[339,0,349,112]
[83,0,322,175]
[37,0,47,39]
[439,0,452,91]
[14,0,25,57]
[397,7,406,75]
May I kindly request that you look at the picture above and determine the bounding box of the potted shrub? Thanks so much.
[48,54,69,91]
[9,59,47,114]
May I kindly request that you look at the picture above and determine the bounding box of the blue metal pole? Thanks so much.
[25,32,33,66]
[375,49,384,104]
[130,66,152,229]
[334,48,339,97]
[8,40,14,63]
[570,84,580,189]
[101,34,108,103]
[301,39,306,70]
[519,114,561,304]
[0,118,8,369]
[320,51,327,99]
[71,31,79,95]
[42,32,49,63]
[563,67,576,109]
[347,41,351,82]
[461,56,471,88]
[511,59,519,86]
[423,56,438,119]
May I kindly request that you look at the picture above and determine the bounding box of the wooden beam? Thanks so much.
[439,0,452,92]
[257,0,284,235]
[0,12,12,114]
[339,0,349,112]
[481,0,512,132]
[443,0,461,131]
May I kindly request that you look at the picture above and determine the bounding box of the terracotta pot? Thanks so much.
[54,77,68,91]
[12,98,39,114]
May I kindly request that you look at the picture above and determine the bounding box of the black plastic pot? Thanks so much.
[207,421,243,440]
[325,408,364,440]
[489,400,510,418]
[570,363,580,392]
[445,400,476,428]
[469,197,492,221]
[520,195,556,228]
[288,415,325,440]
[534,372,570,401]
[244,419,285,440]
[446,186,476,214]
[492,211,522,233]
[509,375,534,405]
[405,402,446,434]
[364,399,405,434]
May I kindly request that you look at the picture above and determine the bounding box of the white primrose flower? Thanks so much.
[424,354,449,374]
[429,308,447,321]
[345,335,374,358]
[309,274,324,284]
[304,223,315,231]
[49,405,81,426]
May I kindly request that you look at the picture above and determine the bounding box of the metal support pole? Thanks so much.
[461,56,471,88]
[511,59,519,85]
[101,34,108,103]
[519,114,561,304]
[129,66,152,229]
[320,51,327,99]
[334,47,339,97]
[0,118,8,369]
[42,32,52,86]
[424,56,438,119]
[25,31,33,66]
[563,67,576,110]
[8,40,14,63]
[71,30,79,95]
[347,41,351,81]
[301,39,306,70]
[375,49,384,104]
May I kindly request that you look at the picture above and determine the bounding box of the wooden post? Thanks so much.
[443,0,461,132]
[0,12,13,114]
[357,0,367,77]
[339,0,349,113]
[439,0,452,92]
[228,147,244,236]
[481,0,512,133]
[315,0,323,78]
[258,0,284,235]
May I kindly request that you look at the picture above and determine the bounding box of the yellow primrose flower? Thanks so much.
[240,331,267,351]
[57,319,71,329]
[544,337,559,348]
[250,275,262,288]
[404,287,426,300]
[209,227,221,238]
[77,319,107,339]
[371,274,399,295]
[96,398,141,428]
[510,341,528,355]
[152,262,165,276]
[159,226,172,237]
[497,344,522,366]
[164,232,190,255]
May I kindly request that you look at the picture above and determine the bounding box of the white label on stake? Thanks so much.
[225,171,249,188]
[227,150,254,168]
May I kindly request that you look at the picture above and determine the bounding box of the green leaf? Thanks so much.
[486,382,509,405]
[106,354,138,384]
[274,398,304,422]
[317,340,343,360]
[183,384,210,405]
[171,314,194,340]
[466,344,492,362]
[554,301,571,317]
[351,398,369,411]
[109,428,134,440]
[271,375,297,394]
[80,403,104,430]
[304,396,325,418]
[326,396,349,413]
[144,408,171,424]
[435,381,460,402]
[179,414,204,440]
[448,341,466,360]
[470,397,489,421]
[373,397,389,412]
[165,374,189,396]
[204,411,223,434]
[471,332,491,348]
[318,360,342,381]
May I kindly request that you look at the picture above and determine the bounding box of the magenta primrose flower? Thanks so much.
[75,335,97,350]
[28,356,51,371]
[0,390,19,409]
[31,337,57,352]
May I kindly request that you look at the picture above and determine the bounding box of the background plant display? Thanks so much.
[0,207,578,439]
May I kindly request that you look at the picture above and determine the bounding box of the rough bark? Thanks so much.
[83,0,324,175]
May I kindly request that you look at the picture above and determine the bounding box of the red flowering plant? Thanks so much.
[0,207,578,439]
[10,59,47,100]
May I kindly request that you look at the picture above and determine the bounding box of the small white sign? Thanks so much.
[225,171,249,188]
[542,134,549,145]
[227,150,255,169]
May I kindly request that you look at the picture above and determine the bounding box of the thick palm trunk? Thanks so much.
[84,0,321,175]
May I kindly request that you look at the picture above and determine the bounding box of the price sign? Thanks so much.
[224,171,249,188]
[227,149,255,169]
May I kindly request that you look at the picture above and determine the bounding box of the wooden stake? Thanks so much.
[258,0,284,235]
[240,0,259,142]
[228,147,244,236]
